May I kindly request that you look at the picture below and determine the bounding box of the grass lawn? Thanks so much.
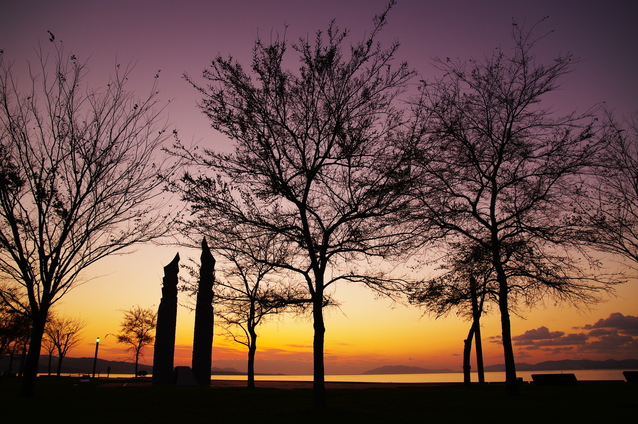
[1,377,636,423]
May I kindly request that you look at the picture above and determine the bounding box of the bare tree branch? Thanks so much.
[171,1,417,408]
[0,40,175,396]
[408,19,619,394]
[115,305,157,379]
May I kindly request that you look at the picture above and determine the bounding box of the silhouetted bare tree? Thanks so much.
[174,2,418,408]
[0,40,174,395]
[205,230,316,389]
[576,113,638,269]
[409,242,494,385]
[116,306,157,378]
[41,330,56,375]
[0,301,30,361]
[43,313,86,377]
[408,20,616,394]
[0,300,30,376]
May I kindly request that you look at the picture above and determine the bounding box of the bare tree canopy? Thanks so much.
[0,40,174,395]
[207,230,316,389]
[408,242,495,385]
[577,113,638,268]
[116,305,157,378]
[0,300,30,360]
[173,1,418,409]
[408,20,617,394]
[409,242,495,319]
[43,312,86,377]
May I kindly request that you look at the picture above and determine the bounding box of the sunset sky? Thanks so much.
[2,0,637,375]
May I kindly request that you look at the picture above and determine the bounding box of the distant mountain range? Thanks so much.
[363,360,638,375]
[363,365,455,374]
[211,367,244,375]
[3,355,636,376]
[484,359,638,372]
[0,355,153,375]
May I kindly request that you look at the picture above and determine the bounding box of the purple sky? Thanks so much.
[2,1,638,370]
[3,0,637,150]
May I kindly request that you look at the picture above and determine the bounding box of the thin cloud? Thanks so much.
[519,345,540,351]
[534,333,588,346]
[544,347,575,355]
[516,350,532,359]
[283,343,313,350]
[516,333,588,348]
[488,335,502,344]
[587,328,615,337]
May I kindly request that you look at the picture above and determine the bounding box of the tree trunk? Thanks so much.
[247,330,257,390]
[496,271,518,394]
[469,277,485,384]
[47,352,52,375]
[7,349,16,375]
[463,326,475,385]
[312,285,326,410]
[135,350,139,379]
[56,355,64,378]
[18,347,26,377]
[474,321,485,384]
[20,311,47,396]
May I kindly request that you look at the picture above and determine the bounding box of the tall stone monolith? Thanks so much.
[192,238,215,386]
[152,253,180,385]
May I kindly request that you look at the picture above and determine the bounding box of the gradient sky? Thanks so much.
[2,0,637,375]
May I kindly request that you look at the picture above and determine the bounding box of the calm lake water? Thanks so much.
[92,369,635,383]
[214,369,633,383]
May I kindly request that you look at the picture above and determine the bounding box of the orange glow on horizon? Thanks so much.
[57,249,638,375]
[3,0,636,377]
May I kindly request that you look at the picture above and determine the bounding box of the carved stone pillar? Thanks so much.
[152,253,179,385]
[192,238,215,386]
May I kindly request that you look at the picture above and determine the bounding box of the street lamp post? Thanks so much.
[92,337,100,378]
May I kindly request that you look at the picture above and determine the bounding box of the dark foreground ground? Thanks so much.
[2,377,636,423]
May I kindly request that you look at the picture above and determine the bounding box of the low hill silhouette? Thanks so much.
[363,365,454,374]
[0,355,152,375]
[0,355,275,376]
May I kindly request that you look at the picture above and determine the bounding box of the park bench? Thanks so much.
[623,371,638,383]
[531,373,578,385]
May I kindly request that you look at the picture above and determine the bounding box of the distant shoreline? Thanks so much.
[8,356,637,376]
[48,368,636,385]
